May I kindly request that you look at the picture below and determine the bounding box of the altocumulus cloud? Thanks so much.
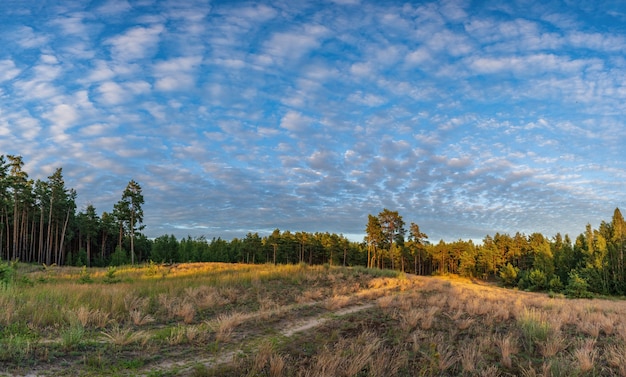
[1,0,625,243]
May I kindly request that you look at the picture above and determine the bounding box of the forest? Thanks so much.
[1,154,625,297]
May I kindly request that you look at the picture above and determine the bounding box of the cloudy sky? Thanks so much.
[1,0,625,243]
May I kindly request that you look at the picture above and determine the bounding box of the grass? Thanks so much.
[3,262,626,375]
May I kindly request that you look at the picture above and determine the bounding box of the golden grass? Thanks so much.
[459,342,480,373]
[574,338,597,372]
[100,324,148,347]
[495,333,518,368]
[324,295,352,310]
[212,311,249,342]
[7,263,626,376]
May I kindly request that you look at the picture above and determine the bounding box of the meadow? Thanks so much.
[2,262,626,376]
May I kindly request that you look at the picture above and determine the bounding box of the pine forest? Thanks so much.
[1,154,625,298]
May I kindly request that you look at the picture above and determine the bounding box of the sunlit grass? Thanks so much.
[5,263,626,376]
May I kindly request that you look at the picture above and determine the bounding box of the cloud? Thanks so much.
[263,24,329,63]
[280,111,313,133]
[105,24,164,61]
[2,0,626,244]
[153,56,202,91]
[97,0,132,16]
[96,81,126,105]
[14,26,49,49]
[0,60,21,82]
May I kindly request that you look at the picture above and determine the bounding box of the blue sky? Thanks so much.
[1,0,625,243]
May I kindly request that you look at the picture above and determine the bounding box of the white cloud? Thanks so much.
[280,111,313,133]
[105,24,164,61]
[97,81,126,105]
[153,56,202,91]
[0,60,21,82]
[97,0,132,16]
[44,104,78,128]
[263,24,329,62]
[14,26,49,48]
[347,91,386,106]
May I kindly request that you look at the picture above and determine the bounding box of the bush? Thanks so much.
[0,261,15,288]
[499,263,519,287]
[528,268,547,291]
[565,271,592,298]
[78,266,93,284]
[110,247,128,266]
[548,275,564,292]
[74,249,88,267]
[103,266,121,284]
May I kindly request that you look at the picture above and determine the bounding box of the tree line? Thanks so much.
[0,155,145,266]
[363,207,626,297]
[3,155,626,297]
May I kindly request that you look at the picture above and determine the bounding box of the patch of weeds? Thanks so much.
[146,371,177,377]
[0,334,33,363]
[0,260,16,288]
[60,323,85,351]
[83,351,105,371]
[191,363,211,377]
[118,358,145,369]
[517,307,551,353]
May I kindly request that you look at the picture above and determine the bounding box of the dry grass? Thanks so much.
[420,307,439,330]
[7,263,626,377]
[174,301,196,324]
[400,308,421,332]
[606,343,626,377]
[100,324,148,347]
[459,342,480,373]
[457,316,474,330]
[129,309,155,326]
[297,288,324,304]
[495,333,518,369]
[376,294,396,308]
[574,338,597,372]
[538,331,567,357]
[324,295,352,310]
[212,311,249,342]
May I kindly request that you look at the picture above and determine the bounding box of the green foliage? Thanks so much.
[0,334,33,363]
[548,275,564,292]
[78,266,93,284]
[144,260,162,277]
[565,271,593,298]
[499,263,519,287]
[103,266,121,284]
[110,246,129,266]
[60,323,85,351]
[527,268,548,291]
[74,249,88,267]
[517,307,551,352]
[0,261,15,288]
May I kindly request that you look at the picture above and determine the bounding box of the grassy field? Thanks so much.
[2,262,626,376]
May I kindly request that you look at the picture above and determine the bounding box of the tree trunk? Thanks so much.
[58,209,70,266]
[46,196,53,265]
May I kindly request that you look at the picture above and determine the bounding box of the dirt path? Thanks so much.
[280,303,375,337]
[139,301,378,376]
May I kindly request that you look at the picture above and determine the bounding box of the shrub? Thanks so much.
[499,263,519,287]
[565,271,592,298]
[528,269,547,291]
[78,266,93,284]
[548,275,564,292]
[103,267,121,284]
[0,261,15,288]
[110,247,128,266]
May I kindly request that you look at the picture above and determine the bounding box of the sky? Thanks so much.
[1,0,625,243]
